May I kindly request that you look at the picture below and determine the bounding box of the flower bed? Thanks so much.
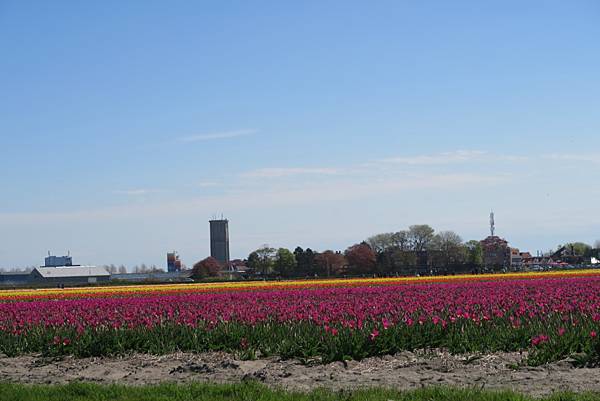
[1,273,600,365]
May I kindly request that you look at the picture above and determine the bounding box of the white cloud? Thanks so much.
[0,149,527,226]
[379,150,488,165]
[543,154,600,164]
[198,181,220,187]
[241,167,341,178]
[235,172,509,206]
[114,189,157,196]
[179,129,257,142]
[0,171,508,225]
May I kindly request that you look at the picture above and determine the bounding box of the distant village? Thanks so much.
[1,214,598,287]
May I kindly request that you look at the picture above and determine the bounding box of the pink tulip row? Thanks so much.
[1,276,600,337]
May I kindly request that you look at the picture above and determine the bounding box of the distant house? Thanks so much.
[520,252,533,260]
[510,248,522,269]
[521,256,554,269]
[229,259,248,272]
[551,245,587,265]
[30,266,110,285]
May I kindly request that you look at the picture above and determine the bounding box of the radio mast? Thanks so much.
[490,211,495,237]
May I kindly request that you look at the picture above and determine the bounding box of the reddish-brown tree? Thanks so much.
[192,257,222,279]
[344,243,376,274]
[315,250,346,277]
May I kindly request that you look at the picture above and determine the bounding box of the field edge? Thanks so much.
[1,381,600,401]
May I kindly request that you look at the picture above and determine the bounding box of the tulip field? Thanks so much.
[1,270,600,366]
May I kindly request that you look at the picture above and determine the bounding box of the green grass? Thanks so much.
[1,382,600,401]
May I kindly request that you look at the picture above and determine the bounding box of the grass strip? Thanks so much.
[1,382,600,401]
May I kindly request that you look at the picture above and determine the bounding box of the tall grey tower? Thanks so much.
[209,218,230,267]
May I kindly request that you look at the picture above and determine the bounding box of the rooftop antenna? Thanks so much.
[490,211,495,237]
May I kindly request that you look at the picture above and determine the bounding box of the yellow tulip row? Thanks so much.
[1,269,598,301]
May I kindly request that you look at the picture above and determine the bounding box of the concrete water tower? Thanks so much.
[209,217,230,267]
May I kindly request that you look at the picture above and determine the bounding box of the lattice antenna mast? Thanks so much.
[490,211,495,237]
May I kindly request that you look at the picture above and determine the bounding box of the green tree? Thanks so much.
[408,225,435,251]
[293,247,305,272]
[254,245,276,275]
[304,248,316,274]
[391,230,410,250]
[562,242,593,257]
[433,231,465,269]
[465,240,483,268]
[294,247,317,275]
[274,248,296,277]
[392,250,417,272]
[375,249,394,274]
[247,251,260,272]
[366,233,395,253]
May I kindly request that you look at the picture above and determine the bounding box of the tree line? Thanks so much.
[190,226,600,279]
[551,242,600,259]
[102,264,163,274]
[191,225,484,278]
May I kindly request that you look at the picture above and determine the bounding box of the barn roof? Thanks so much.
[34,266,110,278]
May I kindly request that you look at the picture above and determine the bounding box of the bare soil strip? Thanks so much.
[1,351,599,397]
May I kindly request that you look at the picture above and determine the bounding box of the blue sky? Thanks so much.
[1,1,599,269]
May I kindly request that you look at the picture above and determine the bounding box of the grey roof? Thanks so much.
[0,271,31,276]
[34,266,110,278]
